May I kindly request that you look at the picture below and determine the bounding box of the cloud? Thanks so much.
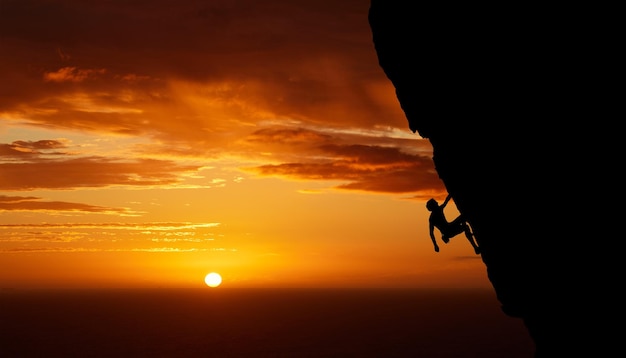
[0,247,221,253]
[0,221,224,252]
[0,195,127,213]
[248,143,444,194]
[0,221,220,230]
[0,155,202,191]
[246,127,333,146]
[0,140,69,158]
[0,0,405,142]
[43,67,106,82]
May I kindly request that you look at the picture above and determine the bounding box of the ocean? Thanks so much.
[0,288,534,357]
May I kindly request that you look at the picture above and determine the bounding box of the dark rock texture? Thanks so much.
[368,1,615,356]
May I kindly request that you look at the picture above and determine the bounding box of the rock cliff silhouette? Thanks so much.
[368,2,614,356]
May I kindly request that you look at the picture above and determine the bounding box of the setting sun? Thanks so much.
[204,272,222,287]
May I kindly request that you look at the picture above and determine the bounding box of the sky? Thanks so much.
[0,0,490,289]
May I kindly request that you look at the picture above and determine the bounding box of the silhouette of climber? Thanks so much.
[426,194,480,254]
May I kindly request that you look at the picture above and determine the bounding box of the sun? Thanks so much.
[204,272,222,288]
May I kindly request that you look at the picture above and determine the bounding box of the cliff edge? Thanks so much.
[368,2,615,356]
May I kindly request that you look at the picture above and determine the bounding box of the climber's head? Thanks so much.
[426,198,438,211]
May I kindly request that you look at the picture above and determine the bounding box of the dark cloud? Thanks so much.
[249,143,444,194]
[0,156,201,191]
[319,144,416,165]
[0,195,126,213]
[0,140,69,158]
[0,0,404,139]
[246,127,332,146]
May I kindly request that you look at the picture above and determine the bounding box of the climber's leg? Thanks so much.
[463,224,480,255]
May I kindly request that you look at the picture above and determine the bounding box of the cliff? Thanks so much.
[368,2,614,356]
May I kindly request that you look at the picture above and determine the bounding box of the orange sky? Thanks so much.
[0,0,490,289]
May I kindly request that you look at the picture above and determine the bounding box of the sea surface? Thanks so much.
[0,288,534,357]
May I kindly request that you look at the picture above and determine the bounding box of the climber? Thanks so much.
[426,194,480,255]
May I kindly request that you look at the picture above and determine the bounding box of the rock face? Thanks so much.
[368,2,613,356]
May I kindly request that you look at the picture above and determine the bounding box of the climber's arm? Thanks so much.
[441,194,452,208]
[429,223,439,252]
